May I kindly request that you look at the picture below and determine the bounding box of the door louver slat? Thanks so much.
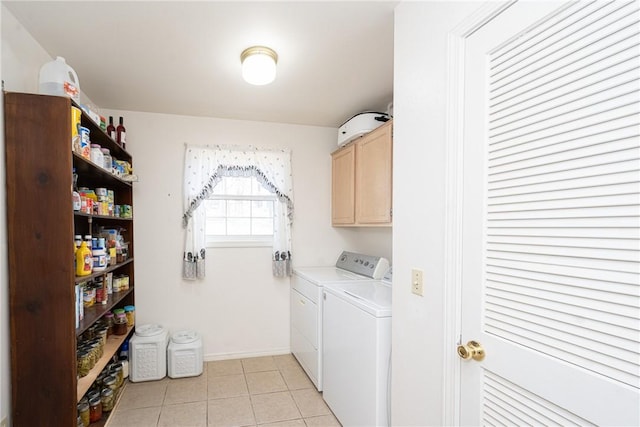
[483,371,594,426]
[481,6,640,419]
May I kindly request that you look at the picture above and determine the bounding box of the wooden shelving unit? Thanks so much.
[4,92,136,426]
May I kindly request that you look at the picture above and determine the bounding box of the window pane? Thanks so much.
[211,179,226,195]
[206,218,226,235]
[252,179,273,196]
[227,200,250,217]
[227,218,250,235]
[226,177,252,195]
[205,200,226,217]
[252,218,274,235]
[205,175,277,243]
[252,200,274,217]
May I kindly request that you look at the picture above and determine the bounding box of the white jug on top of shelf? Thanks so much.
[38,56,80,101]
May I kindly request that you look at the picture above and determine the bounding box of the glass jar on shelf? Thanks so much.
[124,305,135,327]
[113,312,127,335]
[87,389,100,403]
[101,387,115,412]
[77,350,90,378]
[88,396,102,423]
[109,362,124,388]
[103,374,118,392]
[96,327,108,346]
[77,400,90,427]
[104,312,114,336]
[95,371,107,390]
[91,337,103,360]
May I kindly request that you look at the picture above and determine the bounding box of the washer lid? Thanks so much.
[135,324,164,337]
[293,266,368,285]
[324,281,392,317]
[171,330,199,344]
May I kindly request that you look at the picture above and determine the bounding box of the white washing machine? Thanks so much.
[291,251,389,391]
[322,269,392,427]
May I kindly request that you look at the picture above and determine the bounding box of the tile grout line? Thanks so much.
[110,356,334,427]
[246,370,259,427]
[281,365,308,427]
[241,361,260,427]
[205,365,209,426]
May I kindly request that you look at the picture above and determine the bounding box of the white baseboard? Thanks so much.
[204,347,291,362]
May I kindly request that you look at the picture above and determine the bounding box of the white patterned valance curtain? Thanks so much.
[182,144,293,280]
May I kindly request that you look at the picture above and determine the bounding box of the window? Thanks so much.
[183,145,293,279]
[204,176,276,247]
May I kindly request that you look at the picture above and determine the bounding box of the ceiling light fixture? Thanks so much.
[241,46,278,86]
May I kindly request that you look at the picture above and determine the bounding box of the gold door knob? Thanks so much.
[457,340,485,361]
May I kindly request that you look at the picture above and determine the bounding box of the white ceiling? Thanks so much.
[4,1,396,128]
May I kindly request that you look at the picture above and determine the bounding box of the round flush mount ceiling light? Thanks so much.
[241,46,278,85]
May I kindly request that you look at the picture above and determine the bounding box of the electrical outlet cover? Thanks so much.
[411,268,424,296]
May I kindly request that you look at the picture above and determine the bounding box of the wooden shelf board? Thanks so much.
[74,258,134,284]
[77,326,134,401]
[74,211,133,222]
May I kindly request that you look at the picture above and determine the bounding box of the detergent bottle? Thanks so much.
[39,56,80,101]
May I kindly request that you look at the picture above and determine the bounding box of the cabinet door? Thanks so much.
[355,123,392,224]
[331,144,356,225]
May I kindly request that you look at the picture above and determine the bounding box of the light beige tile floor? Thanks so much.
[106,354,341,427]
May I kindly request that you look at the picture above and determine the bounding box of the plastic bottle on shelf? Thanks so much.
[90,144,103,167]
[105,244,112,267]
[93,238,107,272]
[101,148,112,173]
[84,235,94,258]
[119,339,129,361]
[79,126,91,159]
[76,238,93,276]
[74,234,82,273]
[72,168,81,211]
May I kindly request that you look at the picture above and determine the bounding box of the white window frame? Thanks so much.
[205,190,276,248]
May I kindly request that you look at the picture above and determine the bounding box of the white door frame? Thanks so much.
[442,2,514,425]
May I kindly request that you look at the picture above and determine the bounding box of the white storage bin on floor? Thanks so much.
[130,324,169,382]
[168,330,203,378]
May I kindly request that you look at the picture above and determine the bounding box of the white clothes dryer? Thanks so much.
[290,251,389,391]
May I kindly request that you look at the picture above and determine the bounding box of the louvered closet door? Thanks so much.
[459,1,640,425]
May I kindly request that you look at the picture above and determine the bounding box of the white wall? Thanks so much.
[101,108,392,359]
[392,2,479,426]
[0,5,57,425]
